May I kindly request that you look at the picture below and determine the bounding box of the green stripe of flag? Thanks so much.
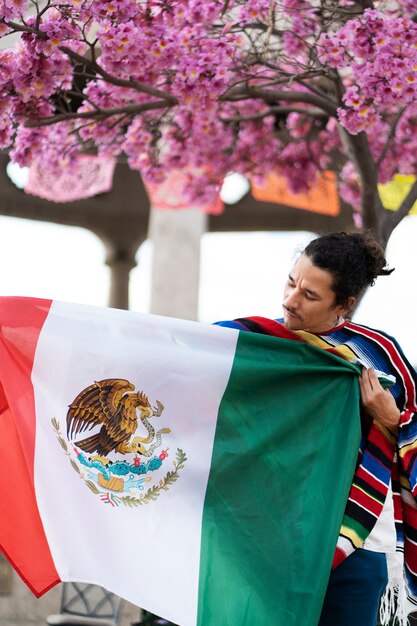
[198,331,361,626]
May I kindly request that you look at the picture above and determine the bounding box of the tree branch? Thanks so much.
[377,178,417,247]
[221,105,327,123]
[59,45,178,104]
[221,0,231,16]
[222,86,338,116]
[294,77,336,102]
[5,18,48,38]
[339,128,382,236]
[256,69,327,91]
[24,100,171,128]
[385,178,417,228]
[236,22,286,37]
[360,0,375,9]
[376,108,406,170]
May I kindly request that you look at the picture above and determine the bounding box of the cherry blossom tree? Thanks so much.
[1,0,417,246]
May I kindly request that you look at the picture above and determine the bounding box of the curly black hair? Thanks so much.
[304,231,394,306]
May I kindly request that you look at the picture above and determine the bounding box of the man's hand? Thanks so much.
[359,368,401,435]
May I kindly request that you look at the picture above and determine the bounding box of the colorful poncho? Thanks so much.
[216,316,417,622]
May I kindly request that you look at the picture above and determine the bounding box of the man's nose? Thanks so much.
[285,289,300,309]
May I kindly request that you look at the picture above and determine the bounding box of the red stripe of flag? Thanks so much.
[0,297,60,596]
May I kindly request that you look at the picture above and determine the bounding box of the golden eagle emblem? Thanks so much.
[66,378,169,458]
[52,378,186,507]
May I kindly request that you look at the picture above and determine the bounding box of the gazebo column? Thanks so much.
[149,208,207,321]
[103,239,145,310]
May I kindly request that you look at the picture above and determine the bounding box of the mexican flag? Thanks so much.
[0,297,361,626]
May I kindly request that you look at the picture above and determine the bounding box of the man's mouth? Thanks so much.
[283,306,299,319]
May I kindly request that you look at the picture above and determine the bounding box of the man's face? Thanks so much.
[282,254,350,333]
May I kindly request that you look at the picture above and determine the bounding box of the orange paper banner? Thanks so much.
[251,170,340,216]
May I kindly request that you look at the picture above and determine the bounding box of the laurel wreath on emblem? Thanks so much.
[51,378,187,507]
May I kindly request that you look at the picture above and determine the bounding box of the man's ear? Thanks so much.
[343,296,356,317]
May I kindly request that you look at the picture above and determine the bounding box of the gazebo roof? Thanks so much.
[0,155,354,243]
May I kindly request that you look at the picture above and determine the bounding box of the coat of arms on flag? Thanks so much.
[51,378,186,507]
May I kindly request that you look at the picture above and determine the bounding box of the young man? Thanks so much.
[216,231,417,626]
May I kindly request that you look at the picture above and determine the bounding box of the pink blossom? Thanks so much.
[39,8,80,44]
[2,0,417,214]
[0,0,28,21]
[0,106,13,149]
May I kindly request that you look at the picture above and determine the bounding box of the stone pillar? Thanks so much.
[149,208,207,321]
[104,247,139,310]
